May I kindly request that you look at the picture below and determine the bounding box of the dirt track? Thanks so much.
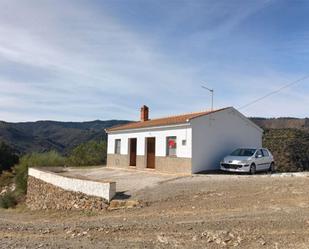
[1,173,309,248]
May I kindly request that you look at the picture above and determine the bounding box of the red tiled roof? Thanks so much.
[106,107,230,132]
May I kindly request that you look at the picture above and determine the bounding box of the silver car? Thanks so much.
[220,148,275,174]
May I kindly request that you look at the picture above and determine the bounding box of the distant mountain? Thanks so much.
[250,117,309,130]
[1,117,308,156]
[0,120,129,155]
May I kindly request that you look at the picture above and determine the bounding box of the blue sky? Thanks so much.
[0,0,308,122]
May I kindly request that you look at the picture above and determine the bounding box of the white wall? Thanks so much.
[191,108,263,173]
[107,125,192,158]
[28,168,116,202]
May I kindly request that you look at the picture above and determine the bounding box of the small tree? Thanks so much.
[0,142,19,174]
[67,140,107,166]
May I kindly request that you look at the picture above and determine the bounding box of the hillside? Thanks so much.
[263,128,309,172]
[251,117,309,130]
[251,117,309,172]
[0,120,129,155]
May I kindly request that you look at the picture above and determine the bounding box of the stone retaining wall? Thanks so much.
[26,168,116,211]
[27,176,108,211]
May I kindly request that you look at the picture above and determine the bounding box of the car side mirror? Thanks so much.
[256,154,262,158]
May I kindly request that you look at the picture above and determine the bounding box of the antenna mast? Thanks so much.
[201,85,214,111]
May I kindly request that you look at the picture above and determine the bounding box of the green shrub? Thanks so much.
[14,151,65,194]
[0,192,17,209]
[66,140,107,166]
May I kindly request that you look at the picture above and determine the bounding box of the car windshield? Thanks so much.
[230,149,256,157]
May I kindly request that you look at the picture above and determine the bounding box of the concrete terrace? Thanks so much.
[58,167,181,199]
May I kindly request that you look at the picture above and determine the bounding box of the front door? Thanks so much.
[146,137,155,169]
[129,138,137,166]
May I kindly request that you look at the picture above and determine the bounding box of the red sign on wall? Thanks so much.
[168,139,176,148]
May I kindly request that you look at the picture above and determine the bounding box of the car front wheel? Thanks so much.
[250,164,256,175]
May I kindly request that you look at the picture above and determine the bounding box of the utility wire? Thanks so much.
[238,74,309,110]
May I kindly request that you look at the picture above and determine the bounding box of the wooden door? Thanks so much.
[147,137,155,169]
[129,138,137,166]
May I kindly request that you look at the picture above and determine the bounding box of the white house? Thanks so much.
[106,106,263,174]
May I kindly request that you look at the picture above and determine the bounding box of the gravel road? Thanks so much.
[1,173,309,248]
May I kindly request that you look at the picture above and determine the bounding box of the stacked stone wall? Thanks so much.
[26,176,108,211]
[26,168,116,211]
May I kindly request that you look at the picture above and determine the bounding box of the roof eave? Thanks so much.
[106,122,191,134]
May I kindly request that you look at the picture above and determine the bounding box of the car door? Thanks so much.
[262,149,271,169]
[255,149,265,171]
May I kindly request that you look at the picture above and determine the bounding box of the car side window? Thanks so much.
[262,149,269,157]
[256,150,263,157]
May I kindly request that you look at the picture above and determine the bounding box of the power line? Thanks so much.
[238,74,309,110]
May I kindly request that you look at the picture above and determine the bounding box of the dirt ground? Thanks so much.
[1,172,309,249]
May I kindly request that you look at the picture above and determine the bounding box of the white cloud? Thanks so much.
[0,0,201,121]
[0,0,307,121]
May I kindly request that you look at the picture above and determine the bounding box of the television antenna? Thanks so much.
[201,84,214,111]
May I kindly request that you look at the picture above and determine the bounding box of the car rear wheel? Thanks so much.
[269,162,275,173]
[250,164,256,175]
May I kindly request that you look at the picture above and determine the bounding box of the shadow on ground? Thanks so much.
[113,191,131,200]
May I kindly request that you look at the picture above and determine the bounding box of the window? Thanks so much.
[262,149,269,157]
[166,136,177,156]
[182,139,187,146]
[115,139,121,154]
[255,149,263,157]
[230,149,256,157]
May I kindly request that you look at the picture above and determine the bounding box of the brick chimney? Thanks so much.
[140,105,149,122]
